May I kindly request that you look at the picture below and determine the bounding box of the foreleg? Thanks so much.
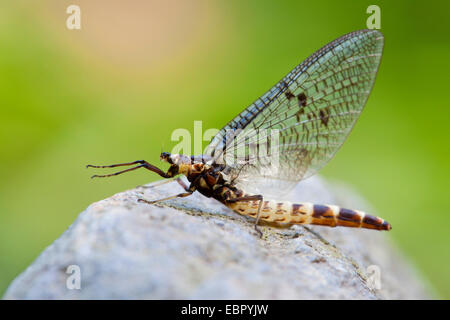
[87,160,171,179]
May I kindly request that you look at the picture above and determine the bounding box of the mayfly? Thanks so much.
[87,29,391,235]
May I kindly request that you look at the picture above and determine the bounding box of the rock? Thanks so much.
[3,176,432,299]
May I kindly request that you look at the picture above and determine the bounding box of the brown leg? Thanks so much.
[175,177,189,191]
[138,191,193,205]
[226,195,264,238]
[87,160,171,179]
[138,177,195,204]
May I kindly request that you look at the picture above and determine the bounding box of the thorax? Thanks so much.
[183,163,243,202]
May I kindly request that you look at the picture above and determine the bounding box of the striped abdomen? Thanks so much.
[226,200,391,231]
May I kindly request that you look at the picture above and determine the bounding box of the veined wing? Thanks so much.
[204,29,384,197]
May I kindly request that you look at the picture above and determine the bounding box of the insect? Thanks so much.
[87,29,391,236]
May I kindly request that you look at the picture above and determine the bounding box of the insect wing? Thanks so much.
[205,30,384,197]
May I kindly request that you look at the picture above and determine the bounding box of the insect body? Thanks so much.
[87,29,391,234]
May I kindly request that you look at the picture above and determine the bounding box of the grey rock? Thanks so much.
[3,176,433,299]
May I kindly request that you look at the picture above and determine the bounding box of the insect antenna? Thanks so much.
[86,161,146,179]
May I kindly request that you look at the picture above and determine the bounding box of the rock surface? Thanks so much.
[3,176,432,299]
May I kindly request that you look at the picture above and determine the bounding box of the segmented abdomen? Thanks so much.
[226,199,391,231]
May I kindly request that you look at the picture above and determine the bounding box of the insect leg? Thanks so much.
[225,195,263,203]
[87,160,171,179]
[226,195,264,237]
[137,177,188,190]
[138,179,195,204]
[175,177,190,191]
[138,191,193,205]
[137,178,175,189]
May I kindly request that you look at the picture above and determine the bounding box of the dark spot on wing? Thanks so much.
[299,148,308,157]
[297,92,307,107]
[319,109,329,127]
[285,90,295,100]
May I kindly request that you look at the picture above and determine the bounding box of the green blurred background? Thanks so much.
[0,0,449,298]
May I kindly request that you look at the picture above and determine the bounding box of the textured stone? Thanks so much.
[3,176,432,299]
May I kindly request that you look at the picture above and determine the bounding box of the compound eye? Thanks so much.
[160,152,170,160]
